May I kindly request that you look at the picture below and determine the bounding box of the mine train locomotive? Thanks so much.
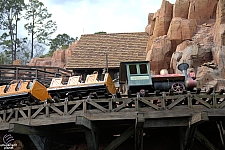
[119,61,197,97]
[0,61,197,109]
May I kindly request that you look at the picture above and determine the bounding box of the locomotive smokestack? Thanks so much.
[178,63,189,78]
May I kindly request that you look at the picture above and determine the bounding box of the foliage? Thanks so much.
[24,0,57,59]
[94,31,107,34]
[43,33,77,57]
[0,0,26,63]
[50,33,77,51]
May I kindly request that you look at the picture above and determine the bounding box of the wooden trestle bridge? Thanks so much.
[1,91,225,150]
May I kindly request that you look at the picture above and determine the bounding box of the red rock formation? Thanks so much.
[146,0,225,90]
[28,41,77,68]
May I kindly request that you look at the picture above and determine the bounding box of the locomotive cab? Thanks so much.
[119,61,154,96]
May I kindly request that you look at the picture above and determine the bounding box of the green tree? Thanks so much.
[0,0,25,63]
[94,31,107,34]
[24,0,57,59]
[48,33,77,56]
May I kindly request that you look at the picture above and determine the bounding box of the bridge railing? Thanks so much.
[0,91,225,128]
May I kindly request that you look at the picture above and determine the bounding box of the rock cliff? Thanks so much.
[28,42,77,68]
[146,0,225,90]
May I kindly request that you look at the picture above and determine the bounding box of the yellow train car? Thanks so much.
[47,73,117,101]
[0,80,52,108]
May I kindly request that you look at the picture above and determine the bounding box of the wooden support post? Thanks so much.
[135,113,144,150]
[29,135,51,150]
[161,92,166,110]
[76,116,99,150]
[85,129,98,150]
[64,99,68,115]
[104,125,134,150]
[187,91,192,108]
[179,127,185,150]
[184,112,209,150]
[184,124,197,150]
[195,130,219,150]
[216,121,225,149]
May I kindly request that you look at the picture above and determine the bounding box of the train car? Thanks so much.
[0,79,52,109]
[47,72,117,101]
[119,61,196,97]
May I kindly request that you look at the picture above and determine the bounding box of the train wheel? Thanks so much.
[171,82,185,93]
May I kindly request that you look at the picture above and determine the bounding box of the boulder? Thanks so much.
[188,0,218,25]
[173,0,189,18]
[146,35,172,74]
[152,0,173,37]
[167,17,197,41]
[28,41,77,68]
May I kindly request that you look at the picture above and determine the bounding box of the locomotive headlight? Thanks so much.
[140,89,145,97]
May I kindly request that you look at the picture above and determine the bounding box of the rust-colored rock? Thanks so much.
[167,17,197,41]
[188,0,217,25]
[146,35,172,74]
[28,41,77,68]
[173,0,189,18]
[152,0,173,37]
[145,13,154,35]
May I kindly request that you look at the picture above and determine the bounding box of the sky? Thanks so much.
[20,0,176,40]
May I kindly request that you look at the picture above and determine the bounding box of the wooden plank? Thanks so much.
[167,95,186,110]
[193,95,212,108]
[68,101,83,115]
[190,112,209,125]
[216,121,225,149]
[29,135,44,150]
[29,135,51,150]
[161,92,166,110]
[87,100,107,113]
[179,127,185,150]
[144,117,188,128]
[85,128,98,150]
[49,104,63,116]
[76,116,99,133]
[195,130,219,150]
[139,97,159,110]
[8,123,46,136]
[104,125,135,150]
[6,111,14,122]
[113,99,133,112]
[31,106,45,119]
[19,109,28,119]
[135,113,144,150]
[184,124,197,150]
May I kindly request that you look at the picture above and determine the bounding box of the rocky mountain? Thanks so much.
[146,0,225,90]
[28,41,77,68]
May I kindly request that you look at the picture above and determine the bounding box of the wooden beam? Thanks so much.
[184,124,197,150]
[75,116,99,133]
[8,123,48,136]
[184,112,209,150]
[29,135,51,150]
[104,125,135,150]
[144,117,188,128]
[179,127,185,150]
[195,130,219,150]
[85,128,98,150]
[76,116,99,150]
[135,113,144,150]
[216,121,225,149]
[190,112,209,125]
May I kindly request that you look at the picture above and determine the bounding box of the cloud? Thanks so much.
[21,0,176,39]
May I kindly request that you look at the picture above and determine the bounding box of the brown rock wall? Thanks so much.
[167,17,197,41]
[152,0,173,37]
[188,0,218,24]
[146,36,172,74]
[173,0,189,18]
